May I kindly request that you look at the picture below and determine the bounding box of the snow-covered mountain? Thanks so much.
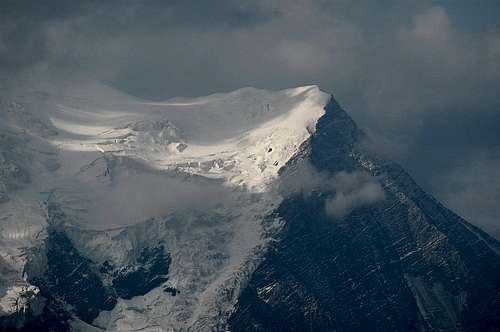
[0,83,328,331]
[0,83,499,331]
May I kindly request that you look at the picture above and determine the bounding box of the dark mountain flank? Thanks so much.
[229,97,500,332]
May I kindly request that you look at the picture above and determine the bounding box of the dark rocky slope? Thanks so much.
[229,97,500,332]
[1,205,173,331]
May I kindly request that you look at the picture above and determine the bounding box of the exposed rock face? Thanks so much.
[228,98,500,331]
[30,229,117,323]
[2,215,174,331]
[111,244,172,300]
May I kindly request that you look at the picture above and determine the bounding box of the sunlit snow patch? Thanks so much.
[49,85,329,192]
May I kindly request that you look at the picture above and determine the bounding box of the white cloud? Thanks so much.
[409,6,452,45]
[324,171,385,219]
[325,179,385,219]
[279,162,385,220]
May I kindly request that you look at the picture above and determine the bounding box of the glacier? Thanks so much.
[0,83,329,331]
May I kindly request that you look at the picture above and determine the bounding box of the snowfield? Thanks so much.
[50,84,328,192]
[0,83,330,331]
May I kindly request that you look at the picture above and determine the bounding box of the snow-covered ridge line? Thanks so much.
[0,84,330,331]
[49,85,330,192]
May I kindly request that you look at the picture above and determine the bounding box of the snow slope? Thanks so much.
[50,84,328,192]
[0,82,330,330]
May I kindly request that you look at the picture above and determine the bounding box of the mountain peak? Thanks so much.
[2,85,499,331]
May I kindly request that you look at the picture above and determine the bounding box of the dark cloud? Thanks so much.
[0,0,275,81]
[1,0,499,237]
[431,148,500,238]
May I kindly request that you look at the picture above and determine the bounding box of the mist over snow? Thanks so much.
[74,165,238,230]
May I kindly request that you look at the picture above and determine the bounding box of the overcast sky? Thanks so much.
[1,0,499,237]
